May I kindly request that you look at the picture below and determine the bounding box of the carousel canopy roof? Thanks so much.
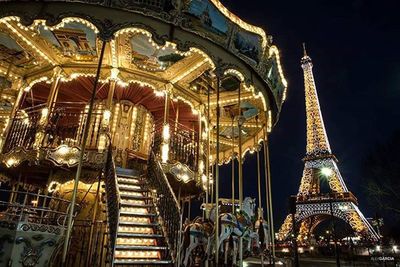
[0,0,288,164]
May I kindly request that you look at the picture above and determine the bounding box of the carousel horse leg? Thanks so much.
[205,236,212,259]
[218,227,229,254]
[179,241,185,266]
[247,235,252,254]
[224,240,230,265]
[232,237,238,266]
[183,240,198,267]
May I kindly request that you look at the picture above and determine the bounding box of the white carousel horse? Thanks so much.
[180,216,213,267]
[209,197,258,265]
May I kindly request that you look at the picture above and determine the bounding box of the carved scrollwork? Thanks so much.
[19,223,62,235]
[46,145,81,167]
[45,145,106,169]
[0,147,40,168]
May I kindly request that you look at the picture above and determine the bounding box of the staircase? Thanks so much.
[113,168,172,266]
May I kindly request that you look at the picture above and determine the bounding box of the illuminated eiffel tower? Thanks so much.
[277,45,380,242]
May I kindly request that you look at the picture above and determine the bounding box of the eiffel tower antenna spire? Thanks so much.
[302,42,307,57]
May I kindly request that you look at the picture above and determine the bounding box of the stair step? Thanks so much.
[120,202,153,208]
[115,245,167,251]
[114,259,172,265]
[117,174,141,179]
[117,237,156,246]
[118,184,142,189]
[117,233,163,238]
[119,221,159,227]
[120,194,152,200]
[120,211,156,217]
[114,250,160,259]
[117,177,142,185]
[116,167,141,177]
[119,187,149,193]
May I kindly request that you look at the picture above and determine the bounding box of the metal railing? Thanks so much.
[0,188,71,227]
[148,151,180,262]
[103,143,120,264]
[52,220,109,267]
[296,192,358,204]
[3,103,105,153]
[2,105,43,153]
[153,118,199,172]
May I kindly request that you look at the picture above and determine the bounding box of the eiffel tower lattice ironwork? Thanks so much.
[277,46,380,242]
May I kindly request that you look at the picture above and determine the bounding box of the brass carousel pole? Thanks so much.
[174,102,179,132]
[161,84,171,164]
[205,85,210,218]
[214,75,220,265]
[231,116,235,214]
[256,117,262,216]
[263,123,276,264]
[238,82,244,267]
[62,40,106,264]
[211,163,214,205]
[198,110,202,184]
[86,174,102,266]
[256,118,265,267]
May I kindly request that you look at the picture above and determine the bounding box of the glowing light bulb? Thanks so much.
[321,167,333,177]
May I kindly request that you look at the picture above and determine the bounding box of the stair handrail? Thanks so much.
[104,143,120,265]
[148,151,181,262]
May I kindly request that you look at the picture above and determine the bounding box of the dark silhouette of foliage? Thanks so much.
[363,130,400,217]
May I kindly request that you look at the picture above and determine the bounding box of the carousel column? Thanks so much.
[161,84,172,163]
[214,74,221,265]
[98,68,118,151]
[255,118,265,265]
[174,102,179,161]
[0,77,23,151]
[256,117,263,218]
[263,118,276,263]
[33,67,62,148]
[205,85,211,219]
[231,116,235,214]
[238,82,244,267]
[198,106,204,184]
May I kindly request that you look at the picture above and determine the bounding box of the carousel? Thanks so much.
[0,1,287,266]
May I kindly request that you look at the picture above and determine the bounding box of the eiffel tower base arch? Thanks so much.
[278,198,380,243]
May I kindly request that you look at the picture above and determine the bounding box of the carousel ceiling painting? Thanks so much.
[0,32,36,70]
[233,29,262,64]
[129,33,184,72]
[267,55,287,106]
[185,0,230,43]
[37,21,98,62]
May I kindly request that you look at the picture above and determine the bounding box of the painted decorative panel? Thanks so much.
[184,0,230,44]
[267,57,286,107]
[232,29,262,65]
[0,32,37,69]
[129,33,184,72]
[38,21,97,62]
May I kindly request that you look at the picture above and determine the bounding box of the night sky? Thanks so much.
[217,0,400,229]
